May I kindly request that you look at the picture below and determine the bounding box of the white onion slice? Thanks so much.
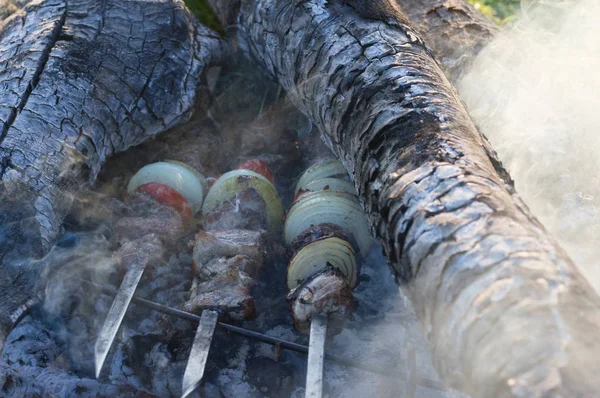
[295,159,349,195]
[284,190,372,253]
[127,161,206,213]
[287,237,358,289]
[164,160,208,198]
[202,169,283,232]
[299,178,356,196]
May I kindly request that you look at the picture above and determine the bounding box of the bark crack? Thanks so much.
[0,2,67,150]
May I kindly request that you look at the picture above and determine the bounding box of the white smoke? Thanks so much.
[458,0,600,291]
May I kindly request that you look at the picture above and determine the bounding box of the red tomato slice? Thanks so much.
[236,159,275,184]
[137,182,192,225]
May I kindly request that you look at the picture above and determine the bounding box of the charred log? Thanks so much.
[0,0,222,350]
[395,0,498,81]
[213,0,600,396]
[207,0,497,83]
[0,0,222,262]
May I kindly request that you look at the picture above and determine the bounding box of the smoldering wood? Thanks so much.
[206,0,497,83]
[213,0,600,396]
[0,0,222,260]
[395,0,498,81]
[0,0,222,351]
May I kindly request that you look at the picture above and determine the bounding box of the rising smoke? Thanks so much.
[458,0,600,291]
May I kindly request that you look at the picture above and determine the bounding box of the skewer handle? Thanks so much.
[306,314,328,398]
[181,310,219,398]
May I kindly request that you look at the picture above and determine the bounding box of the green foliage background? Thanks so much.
[182,0,520,28]
[184,0,222,32]
[467,0,521,24]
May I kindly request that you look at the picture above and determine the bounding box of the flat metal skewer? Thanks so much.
[79,278,447,392]
[181,310,219,398]
[306,314,327,398]
[94,266,145,378]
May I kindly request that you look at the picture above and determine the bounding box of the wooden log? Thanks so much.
[0,0,222,260]
[207,0,498,83]
[211,0,600,396]
[0,0,222,350]
[395,0,498,81]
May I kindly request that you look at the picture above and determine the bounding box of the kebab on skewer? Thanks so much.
[94,158,283,396]
[284,159,372,397]
[95,160,208,378]
[182,159,283,397]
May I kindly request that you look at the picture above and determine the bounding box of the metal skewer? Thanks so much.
[79,278,447,392]
[94,266,145,378]
[181,310,219,398]
[306,314,327,398]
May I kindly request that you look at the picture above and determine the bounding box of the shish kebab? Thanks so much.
[283,159,372,397]
[80,277,446,392]
[93,158,405,397]
[94,158,284,397]
[182,158,283,397]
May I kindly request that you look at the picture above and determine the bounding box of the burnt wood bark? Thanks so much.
[0,0,222,261]
[212,0,600,396]
[207,0,497,83]
[0,0,222,350]
[394,0,498,81]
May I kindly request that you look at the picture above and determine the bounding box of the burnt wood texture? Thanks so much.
[0,0,222,350]
[395,0,498,81]
[212,0,600,396]
[0,0,222,261]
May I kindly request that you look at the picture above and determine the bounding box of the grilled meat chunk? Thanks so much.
[203,189,268,231]
[185,257,256,321]
[114,193,185,247]
[287,267,355,334]
[192,229,265,279]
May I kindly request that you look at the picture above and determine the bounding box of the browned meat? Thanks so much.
[287,267,355,334]
[113,192,185,246]
[192,229,265,279]
[185,257,256,321]
[113,234,165,273]
[203,188,268,231]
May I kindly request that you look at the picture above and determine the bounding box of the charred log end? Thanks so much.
[0,181,46,263]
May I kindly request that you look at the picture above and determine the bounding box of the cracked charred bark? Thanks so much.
[0,0,222,350]
[394,0,498,81]
[208,0,497,83]
[212,0,600,396]
[0,0,222,260]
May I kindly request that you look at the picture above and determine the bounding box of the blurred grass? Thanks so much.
[183,0,223,33]
[467,0,521,24]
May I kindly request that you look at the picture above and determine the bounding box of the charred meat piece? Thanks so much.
[287,267,355,335]
[189,161,280,322]
[185,258,256,321]
[113,192,185,247]
[113,234,165,273]
[192,229,265,279]
[203,188,269,231]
